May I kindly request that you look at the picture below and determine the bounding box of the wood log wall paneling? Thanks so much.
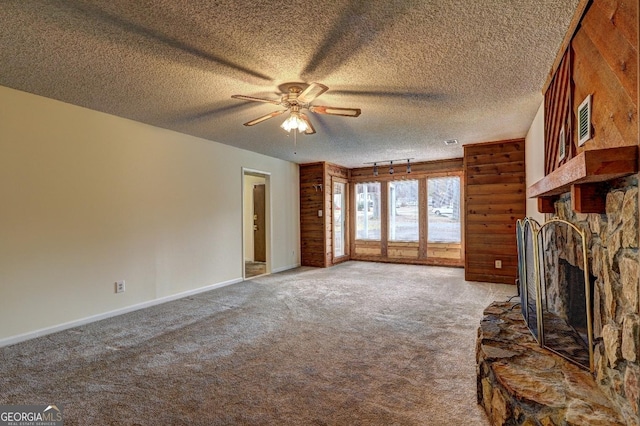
[464,139,526,285]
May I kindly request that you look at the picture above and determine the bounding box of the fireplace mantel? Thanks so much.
[527,146,638,213]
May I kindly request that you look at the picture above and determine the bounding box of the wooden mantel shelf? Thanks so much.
[527,146,638,213]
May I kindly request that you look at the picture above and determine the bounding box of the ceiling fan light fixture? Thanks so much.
[281,112,308,133]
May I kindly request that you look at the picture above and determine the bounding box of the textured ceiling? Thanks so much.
[0,0,579,168]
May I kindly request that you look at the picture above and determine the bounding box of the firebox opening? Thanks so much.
[541,258,595,369]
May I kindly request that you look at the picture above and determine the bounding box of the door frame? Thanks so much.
[332,176,350,263]
[242,168,272,280]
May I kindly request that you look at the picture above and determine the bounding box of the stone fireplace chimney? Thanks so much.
[557,179,639,422]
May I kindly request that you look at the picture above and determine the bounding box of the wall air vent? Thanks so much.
[558,125,566,161]
[577,95,592,146]
[444,139,458,145]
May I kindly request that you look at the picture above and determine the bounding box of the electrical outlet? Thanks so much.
[115,280,126,294]
[495,260,502,269]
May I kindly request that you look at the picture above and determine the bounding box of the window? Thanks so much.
[389,180,419,241]
[427,176,461,243]
[355,182,381,240]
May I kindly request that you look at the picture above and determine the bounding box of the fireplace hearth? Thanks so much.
[477,301,626,425]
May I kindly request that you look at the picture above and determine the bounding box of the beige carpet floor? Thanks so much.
[0,261,514,425]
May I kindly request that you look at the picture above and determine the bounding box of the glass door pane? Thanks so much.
[333,182,346,257]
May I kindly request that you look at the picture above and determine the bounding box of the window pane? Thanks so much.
[428,176,461,243]
[389,180,419,241]
[356,182,381,240]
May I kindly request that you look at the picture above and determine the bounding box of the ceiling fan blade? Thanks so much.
[309,105,361,117]
[299,113,316,135]
[297,82,329,104]
[243,109,286,126]
[231,94,281,105]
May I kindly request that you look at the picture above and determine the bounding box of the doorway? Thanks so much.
[243,169,271,279]
[332,179,348,260]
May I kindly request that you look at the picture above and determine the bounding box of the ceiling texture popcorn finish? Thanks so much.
[0,0,579,167]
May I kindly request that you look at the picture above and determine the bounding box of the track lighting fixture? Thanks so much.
[364,158,414,177]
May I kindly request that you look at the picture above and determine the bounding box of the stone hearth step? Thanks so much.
[477,301,626,426]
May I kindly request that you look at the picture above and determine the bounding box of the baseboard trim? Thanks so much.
[0,277,243,348]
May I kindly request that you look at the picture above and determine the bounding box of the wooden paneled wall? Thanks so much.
[464,139,526,285]
[545,0,638,171]
[544,48,573,175]
[300,163,325,267]
[299,162,349,267]
[571,0,637,150]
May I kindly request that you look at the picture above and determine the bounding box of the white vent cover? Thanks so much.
[558,125,566,161]
[577,94,592,146]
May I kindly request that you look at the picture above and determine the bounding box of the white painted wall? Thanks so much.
[525,102,546,223]
[0,86,300,343]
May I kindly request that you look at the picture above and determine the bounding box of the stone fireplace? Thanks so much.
[478,177,639,425]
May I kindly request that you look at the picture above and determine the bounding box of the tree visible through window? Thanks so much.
[389,180,418,241]
[355,182,381,240]
[427,176,461,243]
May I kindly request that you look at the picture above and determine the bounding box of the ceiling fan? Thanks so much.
[231,82,361,135]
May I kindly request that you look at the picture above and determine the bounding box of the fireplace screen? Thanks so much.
[517,217,594,372]
[516,218,541,341]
